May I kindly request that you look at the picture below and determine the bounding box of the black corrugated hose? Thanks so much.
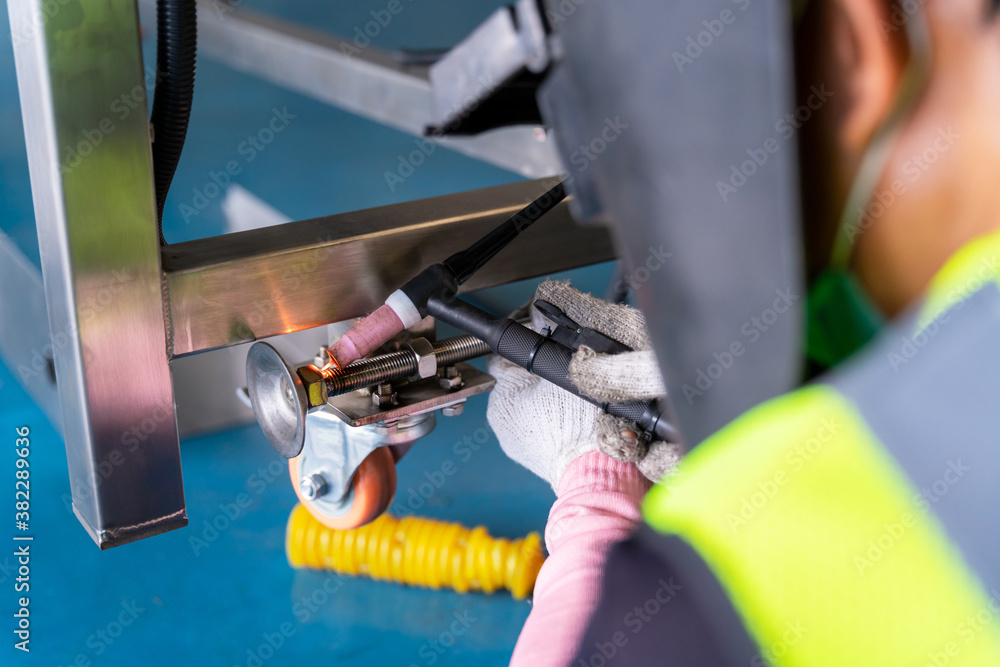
[150,0,197,245]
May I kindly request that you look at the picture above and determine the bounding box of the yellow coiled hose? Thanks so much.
[286,504,546,599]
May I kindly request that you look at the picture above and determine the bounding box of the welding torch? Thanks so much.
[325,179,568,370]
[246,177,676,458]
[326,176,675,442]
[278,296,677,446]
[425,296,678,444]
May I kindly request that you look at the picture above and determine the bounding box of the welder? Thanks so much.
[490,0,1000,664]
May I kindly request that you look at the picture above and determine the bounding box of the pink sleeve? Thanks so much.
[510,451,651,666]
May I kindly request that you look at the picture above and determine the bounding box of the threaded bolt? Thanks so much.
[316,335,491,398]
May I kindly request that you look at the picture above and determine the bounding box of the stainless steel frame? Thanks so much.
[135,0,561,179]
[164,181,606,357]
[4,0,610,547]
[8,0,187,548]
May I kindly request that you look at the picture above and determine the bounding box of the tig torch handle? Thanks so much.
[427,297,677,443]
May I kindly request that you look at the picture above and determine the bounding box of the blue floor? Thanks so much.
[0,1,613,665]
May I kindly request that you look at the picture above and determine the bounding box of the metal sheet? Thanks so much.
[325,363,493,427]
[8,0,186,547]
[0,229,327,438]
[136,0,562,179]
[163,179,614,357]
[428,5,534,131]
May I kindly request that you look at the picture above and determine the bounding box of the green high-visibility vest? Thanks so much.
[644,230,1000,666]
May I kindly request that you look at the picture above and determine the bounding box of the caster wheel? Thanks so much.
[290,446,396,530]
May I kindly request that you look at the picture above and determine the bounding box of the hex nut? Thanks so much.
[297,366,327,408]
[438,365,463,389]
[300,473,329,500]
[406,337,437,380]
[375,421,399,436]
[439,376,463,390]
[441,401,466,417]
[371,386,398,408]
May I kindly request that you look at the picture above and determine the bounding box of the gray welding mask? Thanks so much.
[537,0,929,446]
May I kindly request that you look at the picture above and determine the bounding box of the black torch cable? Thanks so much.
[400,179,568,314]
[426,295,680,443]
[150,0,197,245]
[443,179,567,285]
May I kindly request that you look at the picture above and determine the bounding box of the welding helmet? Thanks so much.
[537,0,931,445]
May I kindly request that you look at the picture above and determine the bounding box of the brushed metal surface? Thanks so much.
[8,0,186,547]
[325,363,493,427]
[163,179,615,357]
[136,0,561,178]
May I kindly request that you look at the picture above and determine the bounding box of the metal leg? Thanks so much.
[7,0,186,548]
[4,0,613,549]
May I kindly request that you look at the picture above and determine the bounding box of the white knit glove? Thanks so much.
[486,281,683,490]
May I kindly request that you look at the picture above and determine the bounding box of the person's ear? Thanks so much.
[831,0,910,154]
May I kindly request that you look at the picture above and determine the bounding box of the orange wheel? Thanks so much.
[290,447,396,530]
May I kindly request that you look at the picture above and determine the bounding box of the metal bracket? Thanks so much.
[4,0,612,548]
[427,0,553,135]
[325,362,493,427]
[292,410,434,518]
